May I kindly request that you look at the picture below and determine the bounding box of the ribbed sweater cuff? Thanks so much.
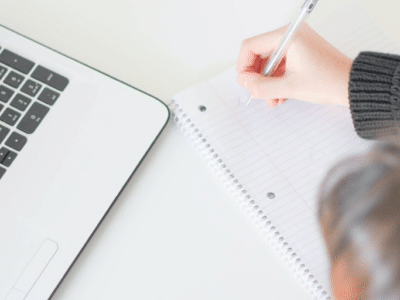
[349,52,400,139]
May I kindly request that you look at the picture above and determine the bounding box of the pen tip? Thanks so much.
[245,96,252,107]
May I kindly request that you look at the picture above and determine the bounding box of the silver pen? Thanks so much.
[245,0,319,107]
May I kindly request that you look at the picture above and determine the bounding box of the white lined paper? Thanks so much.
[172,2,400,299]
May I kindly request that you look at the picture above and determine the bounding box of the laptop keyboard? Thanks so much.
[0,47,69,180]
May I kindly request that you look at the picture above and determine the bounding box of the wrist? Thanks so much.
[336,57,353,108]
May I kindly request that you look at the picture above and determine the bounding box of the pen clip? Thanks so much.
[301,0,319,13]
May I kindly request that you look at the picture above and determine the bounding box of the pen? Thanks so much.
[245,0,319,107]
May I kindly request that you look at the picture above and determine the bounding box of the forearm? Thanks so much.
[349,52,400,139]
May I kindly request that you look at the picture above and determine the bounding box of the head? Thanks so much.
[318,139,400,299]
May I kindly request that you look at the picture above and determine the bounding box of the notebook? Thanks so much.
[169,2,399,299]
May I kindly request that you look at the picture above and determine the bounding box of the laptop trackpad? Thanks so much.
[5,239,58,300]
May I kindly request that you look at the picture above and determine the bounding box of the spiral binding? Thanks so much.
[169,99,331,300]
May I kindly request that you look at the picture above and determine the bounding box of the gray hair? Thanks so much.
[318,139,400,299]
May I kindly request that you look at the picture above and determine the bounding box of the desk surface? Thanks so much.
[0,1,399,299]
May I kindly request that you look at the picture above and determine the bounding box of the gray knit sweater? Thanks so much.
[350,52,400,139]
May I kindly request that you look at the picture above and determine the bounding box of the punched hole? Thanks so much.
[199,105,207,112]
[267,192,275,199]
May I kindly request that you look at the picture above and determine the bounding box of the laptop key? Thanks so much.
[0,103,3,112]
[21,79,42,97]
[0,147,8,162]
[1,150,17,167]
[11,94,32,112]
[6,132,27,151]
[0,85,14,103]
[17,102,49,134]
[31,66,69,91]
[4,71,24,88]
[0,65,7,80]
[0,124,10,144]
[0,49,35,74]
[38,87,59,106]
[0,108,21,126]
[0,166,5,180]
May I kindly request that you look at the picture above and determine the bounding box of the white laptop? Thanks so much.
[0,24,169,300]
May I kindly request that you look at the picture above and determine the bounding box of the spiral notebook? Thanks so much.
[169,2,399,299]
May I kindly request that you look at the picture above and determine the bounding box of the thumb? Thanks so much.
[239,72,290,100]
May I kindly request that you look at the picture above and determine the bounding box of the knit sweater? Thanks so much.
[349,52,400,139]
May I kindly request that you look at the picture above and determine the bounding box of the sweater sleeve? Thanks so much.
[349,52,400,139]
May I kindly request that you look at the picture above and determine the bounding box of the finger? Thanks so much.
[271,57,286,77]
[237,58,272,86]
[266,99,274,107]
[274,98,287,106]
[242,72,290,100]
[237,55,287,89]
[237,73,246,87]
[253,56,271,74]
[266,99,280,107]
[236,26,288,74]
[279,98,288,105]
[236,48,258,75]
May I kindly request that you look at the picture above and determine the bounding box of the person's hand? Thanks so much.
[237,23,353,107]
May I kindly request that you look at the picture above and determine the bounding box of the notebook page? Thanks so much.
[172,2,399,298]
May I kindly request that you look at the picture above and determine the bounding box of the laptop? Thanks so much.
[0,24,169,300]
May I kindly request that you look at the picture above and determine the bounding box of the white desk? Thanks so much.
[0,1,399,299]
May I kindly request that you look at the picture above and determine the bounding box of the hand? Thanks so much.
[237,23,353,107]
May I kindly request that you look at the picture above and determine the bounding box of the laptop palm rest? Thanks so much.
[5,239,58,300]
